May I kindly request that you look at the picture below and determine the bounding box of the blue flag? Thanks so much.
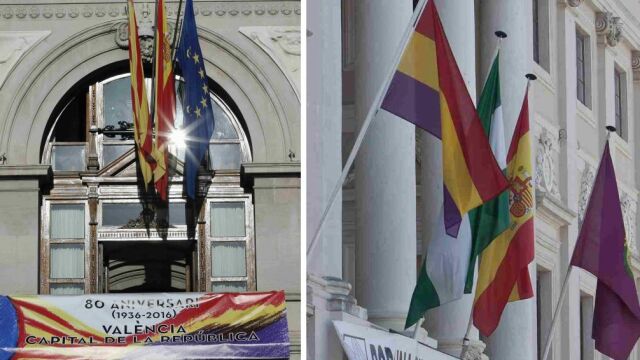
[176,0,214,199]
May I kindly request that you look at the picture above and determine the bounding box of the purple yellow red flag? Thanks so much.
[152,0,176,201]
[380,0,508,237]
[473,86,535,337]
[126,0,154,187]
[570,140,640,360]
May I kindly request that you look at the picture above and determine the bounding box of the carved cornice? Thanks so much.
[0,2,300,21]
[559,0,583,7]
[632,51,640,81]
[595,11,622,47]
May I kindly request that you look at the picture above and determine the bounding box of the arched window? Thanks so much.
[41,70,255,295]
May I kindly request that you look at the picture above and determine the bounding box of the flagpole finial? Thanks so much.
[525,73,537,81]
[495,31,507,39]
[606,125,617,133]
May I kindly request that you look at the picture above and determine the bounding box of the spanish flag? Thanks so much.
[473,86,535,337]
[381,0,508,238]
[126,0,154,187]
[152,0,176,201]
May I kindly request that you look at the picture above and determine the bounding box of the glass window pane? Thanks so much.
[50,244,84,279]
[103,77,133,128]
[211,281,246,293]
[209,143,242,170]
[211,202,246,237]
[103,144,133,165]
[103,203,186,227]
[212,242,246,277]
[51,204,85,239]
[50,283,84,295]
[211,101,239,139]
[52,145,85,171]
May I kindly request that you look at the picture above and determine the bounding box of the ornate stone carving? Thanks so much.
[566,0,584,7]
[535,129,560,199]
[460,340,488,360]
[114,19,173,64]
[632,51,640,82]
[0,3,300,20]
[239,26,301,96]
[621,192,637,255]
[596,12,622,47]
[0,31,51,88]
[578,164,595,224]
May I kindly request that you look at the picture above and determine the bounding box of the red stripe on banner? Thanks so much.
[516,267,534,300]
[430,2,508,202]
[414,2,435,39]
[11,299,104,342]
[507,90,530,163]
[473,219,535,336]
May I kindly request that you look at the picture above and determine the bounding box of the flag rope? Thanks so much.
[540,127,615,360]
[306,0,429,257]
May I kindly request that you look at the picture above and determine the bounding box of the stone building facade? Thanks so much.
[307,0,640,359]
[0,0,300,357]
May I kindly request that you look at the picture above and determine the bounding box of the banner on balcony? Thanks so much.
[0,291,289,359]
[333,321,456,360]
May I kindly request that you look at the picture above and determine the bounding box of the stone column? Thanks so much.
[420,0,486,358]
[0,165,51,294]
[477,0,537,359]
[354,0,416,332]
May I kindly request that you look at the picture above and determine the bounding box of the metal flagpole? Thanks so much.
[306,0,429,257]
[170,0,184,62]
[540,125,616,360]
[149,0,159,125]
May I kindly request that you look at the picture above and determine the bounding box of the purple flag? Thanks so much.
[571,142,640,360]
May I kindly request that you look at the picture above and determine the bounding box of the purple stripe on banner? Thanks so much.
[443,185,461,237]
[381,71,441,138]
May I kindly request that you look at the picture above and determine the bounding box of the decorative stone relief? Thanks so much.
[559,0,583,7]
[632,51,640,82]
[0,31,51,88]
[578,164,595,224]
[114,20,173,64]
[460,340,488,360]
[621,192,638,255]
[239,26,301,97]
[595,12,622,47]
[0,2,300,20]
[535,128,560,199]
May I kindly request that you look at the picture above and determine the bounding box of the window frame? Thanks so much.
[575,27,591,109]
[532,0,550,72]
[614,66,627,140]
[205,196,255,292]
[41,200,89,294]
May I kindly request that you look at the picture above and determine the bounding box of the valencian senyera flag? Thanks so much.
[394,1,509,329]
[464,52,510,293]
[570,141,640,360]
[126,0,155,188]
[176,0,215,199]
[151,0,176,202]
[0,291,289,359]
[473,85,534,337]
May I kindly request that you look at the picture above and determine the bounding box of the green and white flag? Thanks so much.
[405,51,508,329]
[465,52,510,293]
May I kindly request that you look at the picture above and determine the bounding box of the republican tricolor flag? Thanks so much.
[387,1,509,329]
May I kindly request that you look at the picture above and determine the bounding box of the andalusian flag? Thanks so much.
[473,86,535,337]
[391,1,509,329]
[152,0,176,201]
[126,0,154,187]
[464,53,510,293]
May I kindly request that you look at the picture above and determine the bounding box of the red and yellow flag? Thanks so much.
[380,0,509,237]
[152,0,176,201]
[127,0,154,187]
[473,86,535,337]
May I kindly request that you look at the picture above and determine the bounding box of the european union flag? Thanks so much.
[176,0,214,199]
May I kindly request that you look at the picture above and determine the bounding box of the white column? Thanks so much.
[306,1,347,358]
[477,0,537,359]
[354,0,416,332]
[307,0,342,280]
[420,0,485,357]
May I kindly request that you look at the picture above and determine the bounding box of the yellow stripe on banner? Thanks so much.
[441,96,483,214]
[18,299,104,337]
[21,308,93,340]
[397,32,439,91]
[508,283,520,302]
